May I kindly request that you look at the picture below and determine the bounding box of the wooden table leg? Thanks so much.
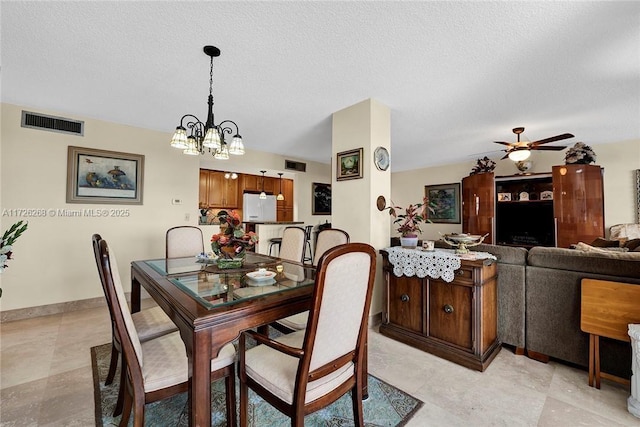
[594,334,601,389]
[588,334,594,387]
[131,276,141,313]
[189,331,212,427]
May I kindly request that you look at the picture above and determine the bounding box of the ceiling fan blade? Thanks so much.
[493,141,512,146]
[532,145,567,151]
[500,152,510,160]
[530,133,574,146]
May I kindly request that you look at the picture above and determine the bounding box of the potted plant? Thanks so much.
[0,220,28,297]
[385,198,431,249]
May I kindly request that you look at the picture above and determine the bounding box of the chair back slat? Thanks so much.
[166,226,204,258]
[279,227,306,262]
[312,229,350,266]
[97,240,145,369]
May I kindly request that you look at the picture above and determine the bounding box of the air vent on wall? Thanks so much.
[21,111,84,136]
[285,160,306,172]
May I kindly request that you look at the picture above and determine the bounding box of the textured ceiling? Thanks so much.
[2,1,639,171]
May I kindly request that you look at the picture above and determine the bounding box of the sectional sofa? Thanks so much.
[471,242,640,378]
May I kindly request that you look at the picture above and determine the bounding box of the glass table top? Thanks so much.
[144,252,315,310]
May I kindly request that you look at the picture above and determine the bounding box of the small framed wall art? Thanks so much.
[66,146,144,204]
[312,182,331,215]
[336,148,363,181]
[424,183,461,224]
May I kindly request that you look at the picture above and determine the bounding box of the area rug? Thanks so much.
[91,342,422,426]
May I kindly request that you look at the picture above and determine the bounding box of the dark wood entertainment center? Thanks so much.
[462,164,605,248]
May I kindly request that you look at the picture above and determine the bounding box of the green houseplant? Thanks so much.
[0,220,28,297]
[385,198,431,248]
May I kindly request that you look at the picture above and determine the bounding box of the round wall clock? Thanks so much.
[374,146,390,171]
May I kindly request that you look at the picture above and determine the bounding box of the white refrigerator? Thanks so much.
[242,194,277,222]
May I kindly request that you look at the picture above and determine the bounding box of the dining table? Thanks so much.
[130,251,367,427]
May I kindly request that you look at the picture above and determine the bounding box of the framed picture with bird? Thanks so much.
[66,146,144,204]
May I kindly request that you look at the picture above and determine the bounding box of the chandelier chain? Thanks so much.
[209,56,214,98]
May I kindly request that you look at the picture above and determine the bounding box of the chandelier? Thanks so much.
[170,45,244,159]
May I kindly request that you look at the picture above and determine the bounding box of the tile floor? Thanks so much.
[1,303,638,426]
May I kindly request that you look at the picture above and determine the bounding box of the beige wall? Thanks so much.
[391,139,640,241]
[0,103,330,311]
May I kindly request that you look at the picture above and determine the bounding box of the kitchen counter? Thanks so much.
[244,221,304,225]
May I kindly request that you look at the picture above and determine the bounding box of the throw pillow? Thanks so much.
[590,237,621,248]
[623,238,640,251]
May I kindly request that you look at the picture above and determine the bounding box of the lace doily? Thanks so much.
[384,247,462,282]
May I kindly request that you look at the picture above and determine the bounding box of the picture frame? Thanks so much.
[66,146,144,204]
[336,148,363,181]
[424,183,461,224]
[312,182,331,215]
[498,192,512,202]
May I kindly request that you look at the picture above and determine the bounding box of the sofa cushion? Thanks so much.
[471,243,528,265]
[574,242,628,253]
[527,246,640,279]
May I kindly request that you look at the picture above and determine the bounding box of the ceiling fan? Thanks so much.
[495,127,574,161]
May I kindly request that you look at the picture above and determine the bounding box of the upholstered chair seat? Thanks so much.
[244,330,354,404]
[141,332,235,393]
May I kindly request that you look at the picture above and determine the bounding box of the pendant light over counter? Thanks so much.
[259,170,267,199]
[276,172,285,201]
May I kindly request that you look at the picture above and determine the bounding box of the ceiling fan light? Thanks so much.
[202,127,221,150]
[170,126,188,149]
[228,135,245,155]
[508,149,531,162]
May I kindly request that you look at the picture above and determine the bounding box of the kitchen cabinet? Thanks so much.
[277,178,294,221]
[198,169,238,208]
[241,174,275,194]
[380,250,500,371]
[552,164,604,248]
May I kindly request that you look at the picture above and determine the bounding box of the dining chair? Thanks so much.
[276,228,351,332]
[278,226,306,263]
[302,225,313,263]
[165,226,204,258]
[238,243,376,427]
[92,234,178,417]
[96,237,237,427]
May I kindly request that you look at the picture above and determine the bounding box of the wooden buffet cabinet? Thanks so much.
[379,250,501,371]
[461,164,604,248]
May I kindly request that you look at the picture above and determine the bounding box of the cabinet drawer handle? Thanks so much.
[400,294,409,303]
[443,304,454,314]
[455,269,464,276]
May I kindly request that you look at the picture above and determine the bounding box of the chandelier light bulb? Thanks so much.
[202,127,221,150]
[229,135,245,155]
[183,136,200,155]
[170,126,188,149]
